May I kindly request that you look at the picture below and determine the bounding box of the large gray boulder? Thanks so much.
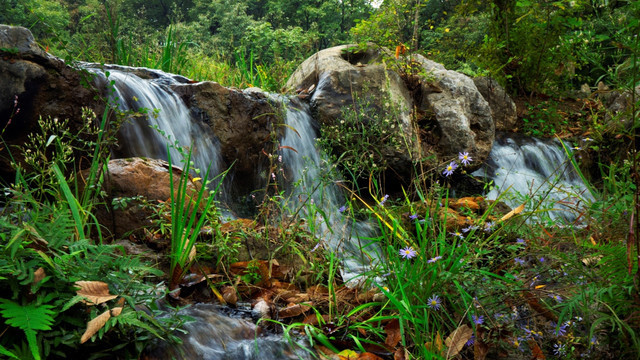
[286,44,495,182]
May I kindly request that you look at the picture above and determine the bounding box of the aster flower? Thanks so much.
[553,343,566,356]
[442,161,458,177]
[516,238,526,245]
[483,221,494,232]
[338,205,347,213]
[427,256,442,263]
[458,152,473,165]
[539,257,545,263]
[399,247,417,259]
[472,315,484,325]
[549,294,562,302]
[552,323,568,336]
[380,194,390,206]
[409,213,418,220]
[514,257,525,265]
[450,231,464,239]
[427,294,442,310]
[465,335,475,347]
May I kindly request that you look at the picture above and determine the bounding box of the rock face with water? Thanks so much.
[0,25,104,181]
[286,44,495,180]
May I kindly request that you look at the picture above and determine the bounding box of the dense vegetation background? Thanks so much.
[2,0,637,94]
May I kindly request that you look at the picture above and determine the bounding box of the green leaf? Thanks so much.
[0,300,55,360]
[0,344,19,359]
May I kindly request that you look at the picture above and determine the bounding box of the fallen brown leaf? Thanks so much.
[222,286,238,306]
[33,267,46,286]
[278,303,312,319]
[80,309,111,343]
[499,203,525,222]
[357,352,384,360]
[384,318,401,348]
[110,307,123,317]
[75,281,117,305]
[444,324,473,358]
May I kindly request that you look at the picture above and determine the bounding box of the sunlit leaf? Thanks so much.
[499,203,525,222]
[75,281,117,305]
[80,309,111,344]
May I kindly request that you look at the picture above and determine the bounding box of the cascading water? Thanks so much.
[279,99,382,283]
[473,134,594,223]
[89,66,223,178]
[145,304,312,360]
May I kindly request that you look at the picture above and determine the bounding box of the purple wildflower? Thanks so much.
[465,335,475,346]
[450,231,464,239]
[442,161,458,177]
[458,152,473,166]
[472,315,484,325]
[427,294,441,310]
[516,238,526,245]
[427,256,442,263]
[399,247,417,259]
[483,221,494,232]
[514,257,525,265]
[539,257,545,263]
[380,194,390,206]
[553,343,566,356]
[549,294,562,302]
[338,205,347,213]
[409,213,418,220]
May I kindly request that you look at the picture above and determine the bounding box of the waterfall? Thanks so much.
[89,66,223,178]
[279,99,381,283]
[473,134,594,223]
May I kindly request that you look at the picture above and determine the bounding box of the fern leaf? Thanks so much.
[0,344,19,359]
[0,300,54,360]
[0,300,55,331]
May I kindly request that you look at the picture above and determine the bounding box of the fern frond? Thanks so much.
[0,300,55,360]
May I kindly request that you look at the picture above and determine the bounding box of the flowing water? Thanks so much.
[473,134,594,223]
[279,99,382,283]
[90,66,223,178]
[145,304,312,360]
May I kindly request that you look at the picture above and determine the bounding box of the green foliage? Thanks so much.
[318,84,406,180]
[0,301,55,360]
[521,100,568,137]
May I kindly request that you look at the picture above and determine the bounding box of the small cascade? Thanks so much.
[90,67,223,178]
[146,304,312,360]
[473,134,593,223]
[280,99,381,283]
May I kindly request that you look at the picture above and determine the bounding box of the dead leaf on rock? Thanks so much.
[75,281,118,305]
[80,309,111,343]
[528,340,546,359]
[444,324,473,358]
